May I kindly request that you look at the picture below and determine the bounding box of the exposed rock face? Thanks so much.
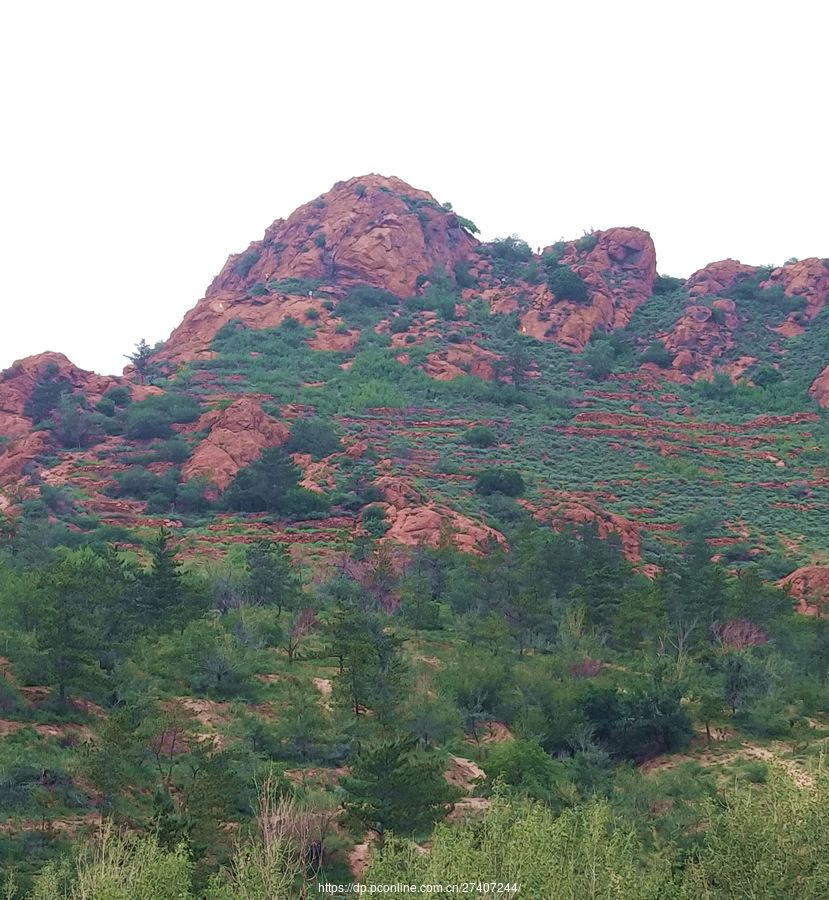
[374,474,504,554]
[527,491,642,563]
[686,259,758,298]
[778,565,829,615]
[0,352,133,434]
[182,398,289,490]
[0,353,144,503]
[810,364,829,407]
[423,342,500,381]
[662,298,739,377]
[762,258,829,321]
[160,175,479,365]
[520,227,657,351]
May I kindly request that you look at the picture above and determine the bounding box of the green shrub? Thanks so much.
[453,259,477,288]
[122,394,200,440]
[753,364,783,388]
[475,467,525,497]
[235,249,260,278]
[640,340,674,368]
[222,447,329,518]
[24,363,71,423]
[575,233,598,253]
[464,425,497,448]
[362,504,390,537]
[652,274,685,295]
[337,284,401,325]
[109,465,179,505]
[284,418,342,459]
[390,315,412,334]
[547,265,590,303]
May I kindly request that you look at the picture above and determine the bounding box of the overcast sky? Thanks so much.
[1,1,826,375]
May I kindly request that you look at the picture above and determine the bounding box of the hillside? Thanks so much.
[1,175,829,895]
[2,173,828,593]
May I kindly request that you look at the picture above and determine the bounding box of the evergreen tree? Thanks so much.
[342,737,459,843]
[244,540,300,615]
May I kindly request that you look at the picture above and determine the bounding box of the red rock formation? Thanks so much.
[0,352,140,433]
[423,342,500,381]
[182,398,289,490]
[520,228,657,351]
[0,353,145,504]
[527,491,642,563]
[159,175,478,365]
[373,474,504,553]
[686,259,758,298]
[810,364,829,407]
[661,298,739,377]
[762,258,829,321]
[292,453,337,494]
[778,565,829,615]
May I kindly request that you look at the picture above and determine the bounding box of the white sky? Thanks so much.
[1,0,826,375]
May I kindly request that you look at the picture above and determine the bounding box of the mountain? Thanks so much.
[2,173,829,600]
[4,175,829,892]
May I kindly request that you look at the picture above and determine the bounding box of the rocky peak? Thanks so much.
[515,226,657,351]
[0,352,131,430]
[686,259,759,298]
[762,257,829,321]
[210,174,478,298]
[159,175,479,365]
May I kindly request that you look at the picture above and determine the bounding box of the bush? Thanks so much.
[24,363,71,423]
[640,340,674,368]
[390,315,412,334]
[463,426,497,448]
[235,249,260,278]
[453,259,477,288]
[547,265,590,303]
[109,465,179,505]
[153,439,191,464]
[123,394,201,440]
[575,233,598,253]
[337,284,400,325]
[223,447,329,518]
[175,477,213,514]
[361,504,390,538]
[486,235,533,264]
[483,739,568,805]
[475,467,525,497]
[753,364,783,388]
[652,274,685,295]
[268,277,322,294]
[284,418,342,459]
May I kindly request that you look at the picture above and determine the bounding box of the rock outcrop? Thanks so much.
[762,257,829,321]
[0,352,135,434]
[686,259,759,298]
[527,491,642,564]
[0,353,144,503]
[423,342,500,382]
[159,175,479,365]
[810,364,829,407]
[182,398,289,490]
[374,474,504,554]
[519,227,657,351]
[662,299,739,377]
[778,565,829,615]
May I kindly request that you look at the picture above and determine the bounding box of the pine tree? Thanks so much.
[342,737,458,843]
